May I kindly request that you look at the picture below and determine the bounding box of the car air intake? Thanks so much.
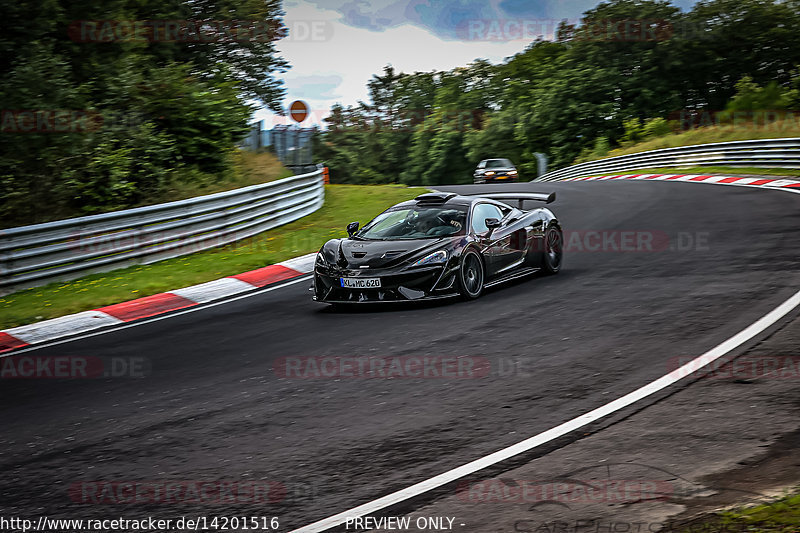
[381,251,405,259]
[398,286,425,300]
[415,192,456,204]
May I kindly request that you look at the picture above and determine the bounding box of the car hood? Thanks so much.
[320,237,457,269]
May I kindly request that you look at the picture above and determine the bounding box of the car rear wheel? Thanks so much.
[458,249,485,300]
[542,224,563,274]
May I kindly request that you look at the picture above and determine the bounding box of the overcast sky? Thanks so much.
[255,0,696,128]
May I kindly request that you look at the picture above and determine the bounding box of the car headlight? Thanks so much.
[509,170,517,174]
[485,171,495,176]
[413,250,448,266]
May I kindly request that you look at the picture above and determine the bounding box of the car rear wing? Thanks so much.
[470,192,556,209]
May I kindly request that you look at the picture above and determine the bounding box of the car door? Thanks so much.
[470,202,523,276]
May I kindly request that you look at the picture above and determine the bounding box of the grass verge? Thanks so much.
[606,123,800,159]
[684,490,800,532]
[0,184,426,329]
[154,150,293,204]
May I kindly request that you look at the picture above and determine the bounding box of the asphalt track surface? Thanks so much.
[0,181,798,531]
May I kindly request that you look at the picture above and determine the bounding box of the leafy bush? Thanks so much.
[643,118,671,139]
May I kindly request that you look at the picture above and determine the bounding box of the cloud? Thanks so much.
[285,74,343,100]
[300,0,581,40]
[498,0,596,19]
[252,0,701,127]
[254,8,524,127]
[302,0,697,41]
[302,0,510,39]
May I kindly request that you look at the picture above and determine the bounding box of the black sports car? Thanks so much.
[312,191,563,304]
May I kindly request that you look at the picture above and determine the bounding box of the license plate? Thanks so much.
[340,277,381,289]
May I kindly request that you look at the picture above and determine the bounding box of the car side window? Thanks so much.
[477,161,486,169]
[471,203,505,234]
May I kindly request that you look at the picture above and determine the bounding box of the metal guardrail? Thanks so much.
[536,137,800,181]
[0,167,325,295]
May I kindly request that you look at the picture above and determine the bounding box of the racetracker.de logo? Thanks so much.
[458,18,675,42]
[668,356,800,380]
[671,109,800,131]
[457,19,565,41]
[1,110,104,133]
[273,356,490,379]
[562,230,670,252]
[68,481,286,504]
[572,19,674,41]
[457,479,673,503]
[0,356,148,379]
[67,19,332,43]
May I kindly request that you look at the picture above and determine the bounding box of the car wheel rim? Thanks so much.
[463,254,483,295]
[547,229,562,267]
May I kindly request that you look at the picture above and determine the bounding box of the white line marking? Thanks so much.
[291,289,800,533]
[566,175,800,195]
[766,186,800,195]
[1,275,312,357]
[666,179,800,195]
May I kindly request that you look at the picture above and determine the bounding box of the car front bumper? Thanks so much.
[312,263,459,303]
[474,174,518,183]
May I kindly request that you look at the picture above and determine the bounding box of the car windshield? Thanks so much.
[486,159,512,168]
[356,206,467,240]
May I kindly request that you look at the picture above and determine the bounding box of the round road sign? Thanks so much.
[289,100,309,123]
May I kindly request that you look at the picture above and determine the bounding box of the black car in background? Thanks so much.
[473,158,518,183]
[312,191,562,305]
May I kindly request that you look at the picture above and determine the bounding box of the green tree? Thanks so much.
[0,0,288,226]
[315,0,800,183]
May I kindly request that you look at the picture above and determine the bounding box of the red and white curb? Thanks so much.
[563,173,800,192]
[0,253,317,354]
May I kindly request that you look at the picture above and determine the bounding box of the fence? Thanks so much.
[240,122,315,173]
[0,167,325,295]
[536,138,800,181]
[271,125,315,171]
[241,120,271,151]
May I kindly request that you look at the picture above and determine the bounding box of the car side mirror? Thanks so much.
[347,221,360,237]
[484,217,501,237]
